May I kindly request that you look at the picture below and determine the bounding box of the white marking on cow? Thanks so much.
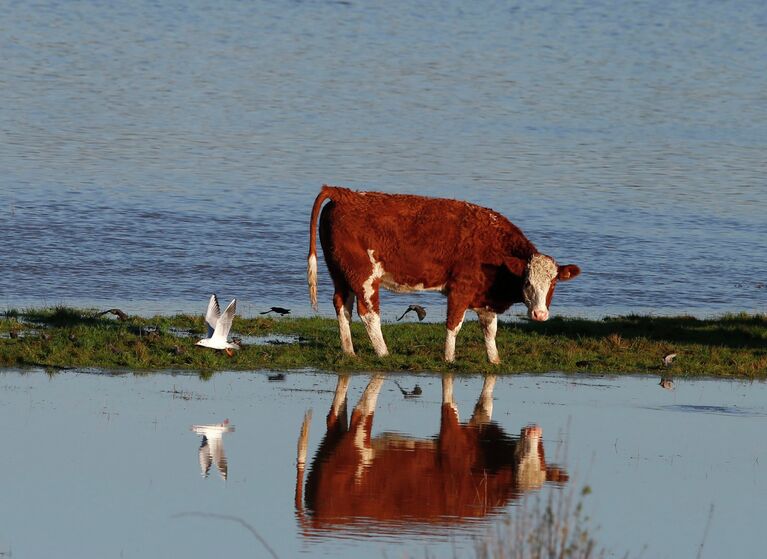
[308,254,318,310]
[360,311,388,356]
[475,309,499,364]
[444,314,465,362]
[363,249,385,309]
[523,254,558,320]
[353,426,374,482]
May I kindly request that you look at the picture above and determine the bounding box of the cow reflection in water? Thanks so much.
[191,420,234,481]
[295,374,567,532]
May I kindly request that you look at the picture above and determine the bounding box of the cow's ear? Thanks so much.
[558,264,580,281]
[504,257,527,277]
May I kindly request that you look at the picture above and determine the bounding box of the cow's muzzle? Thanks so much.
[531,308,549,321]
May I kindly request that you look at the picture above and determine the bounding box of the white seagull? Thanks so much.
[196,294,239,356]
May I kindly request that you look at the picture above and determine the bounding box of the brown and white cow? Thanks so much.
[307,185,580,362]
[294,374,568,534]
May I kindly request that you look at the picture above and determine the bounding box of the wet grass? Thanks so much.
[0,307,765,378]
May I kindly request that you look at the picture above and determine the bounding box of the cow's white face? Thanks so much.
[523,254,559,321]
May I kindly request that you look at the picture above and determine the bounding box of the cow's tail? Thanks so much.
[308,185,342,310]
[295,408,312,526]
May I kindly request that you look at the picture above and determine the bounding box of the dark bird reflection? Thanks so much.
[191,420,234,480]
[295,374,567,537]
[394,380,422,398]
[659,378,675,390]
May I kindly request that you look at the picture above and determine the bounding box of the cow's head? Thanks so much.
[506,254,580,321]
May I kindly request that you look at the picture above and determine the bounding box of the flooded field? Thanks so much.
[2,2,764,557]
[1,370,764,558]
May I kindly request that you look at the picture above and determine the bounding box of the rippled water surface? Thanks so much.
[1,370,765,558]
[1,0,765,318]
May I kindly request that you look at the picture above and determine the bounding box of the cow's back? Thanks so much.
[318,187,532,287]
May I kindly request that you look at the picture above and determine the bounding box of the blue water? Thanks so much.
[1,0,765,319]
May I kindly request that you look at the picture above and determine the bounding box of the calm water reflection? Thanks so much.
[192,420,234,480]
[297,374,566,538]
[1,370,765,558]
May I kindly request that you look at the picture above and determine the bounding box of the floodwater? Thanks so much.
[1,370,765,558]
[1,0,765,319]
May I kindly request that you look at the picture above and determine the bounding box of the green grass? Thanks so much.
[1,307,765,377]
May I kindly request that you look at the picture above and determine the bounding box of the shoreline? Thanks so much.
[1,307,765,378]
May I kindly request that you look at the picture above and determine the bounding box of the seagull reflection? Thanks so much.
[295,374,567,535]
[191,420,235,480]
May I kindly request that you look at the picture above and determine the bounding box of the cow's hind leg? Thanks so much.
[333,287,356,355]
[356,294,388,357]
[347,248,388,357]
[444,297,468,362]
[476,309,500,364]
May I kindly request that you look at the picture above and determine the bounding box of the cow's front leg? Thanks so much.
[444,298,468,362]
[469,374,496,426]
[476,309,500,364]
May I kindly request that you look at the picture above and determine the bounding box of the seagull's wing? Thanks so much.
[211,439,228,480]
[204,294,221,338]
[212,299,236,340]
[199,436,212,477]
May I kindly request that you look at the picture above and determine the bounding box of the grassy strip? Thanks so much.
[0,307,765,377]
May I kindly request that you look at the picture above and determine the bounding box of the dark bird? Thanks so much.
[261,307,291,316]
[268,373,286,382]
[98,308,129,321]
[397,304,426,321]
[662,353,677,367]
